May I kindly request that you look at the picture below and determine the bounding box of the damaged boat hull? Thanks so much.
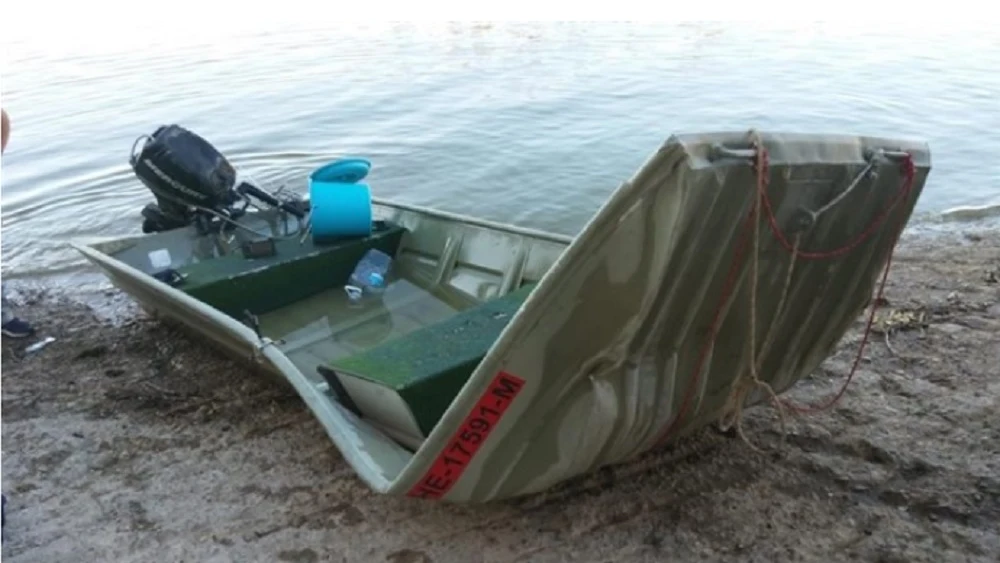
[73,130,930,502]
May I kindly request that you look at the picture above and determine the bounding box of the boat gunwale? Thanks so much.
[72,197,577,252]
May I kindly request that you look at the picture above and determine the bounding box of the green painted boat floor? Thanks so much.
[328,283,536,436]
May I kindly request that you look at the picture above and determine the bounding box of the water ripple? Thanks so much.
[2,22,999,285]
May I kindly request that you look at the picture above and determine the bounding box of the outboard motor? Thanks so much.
[130,124,306,234]
[130,125,241,233]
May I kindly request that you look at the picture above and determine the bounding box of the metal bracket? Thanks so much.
[864,147,911,163]
[709,143,757,162]
[243,309,262,340]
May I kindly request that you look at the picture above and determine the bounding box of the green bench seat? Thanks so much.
[176,224,406,319]
[326,283,535,436]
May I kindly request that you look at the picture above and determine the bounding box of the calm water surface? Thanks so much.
[2,22,999,290]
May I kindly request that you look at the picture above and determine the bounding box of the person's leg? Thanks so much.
[1,112,36,339]
[1,282,35,338]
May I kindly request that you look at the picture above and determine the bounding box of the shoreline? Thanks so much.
[1,205,1000,294]
[1,228,998,562]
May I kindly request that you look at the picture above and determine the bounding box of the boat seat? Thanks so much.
[175,223,406,319]
[325,282,536,436]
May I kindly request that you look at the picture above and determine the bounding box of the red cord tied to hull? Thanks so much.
[655,137,917,447]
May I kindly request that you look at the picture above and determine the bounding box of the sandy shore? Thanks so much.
[2,230,998,563]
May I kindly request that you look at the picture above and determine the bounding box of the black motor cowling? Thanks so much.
[131,124,239,233]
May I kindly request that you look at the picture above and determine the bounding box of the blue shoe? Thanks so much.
[1,317,35,338]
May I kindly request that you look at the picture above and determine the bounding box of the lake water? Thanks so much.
[2,21,999,290]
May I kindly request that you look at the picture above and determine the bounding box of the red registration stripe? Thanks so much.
[407,371,526,500]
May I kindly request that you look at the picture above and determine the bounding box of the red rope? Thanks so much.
[654,142,916,446]
[780,153,914,414]
[760,154,916,260]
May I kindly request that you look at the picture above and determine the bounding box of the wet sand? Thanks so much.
[2,231,998,563]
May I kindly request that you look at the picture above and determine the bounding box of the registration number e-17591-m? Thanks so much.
[407,371,526,500]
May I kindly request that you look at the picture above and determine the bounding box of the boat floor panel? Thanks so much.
[259,279,465,388]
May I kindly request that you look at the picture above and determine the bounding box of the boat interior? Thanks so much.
[100,203,568,446]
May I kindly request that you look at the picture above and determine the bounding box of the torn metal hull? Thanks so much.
[73,131,930,503]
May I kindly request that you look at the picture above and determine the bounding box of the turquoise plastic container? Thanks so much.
[309,158,374,242]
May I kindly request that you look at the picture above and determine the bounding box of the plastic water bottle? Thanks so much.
[345,249,393,303]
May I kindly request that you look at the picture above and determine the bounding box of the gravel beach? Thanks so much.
[2,230,998,563]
